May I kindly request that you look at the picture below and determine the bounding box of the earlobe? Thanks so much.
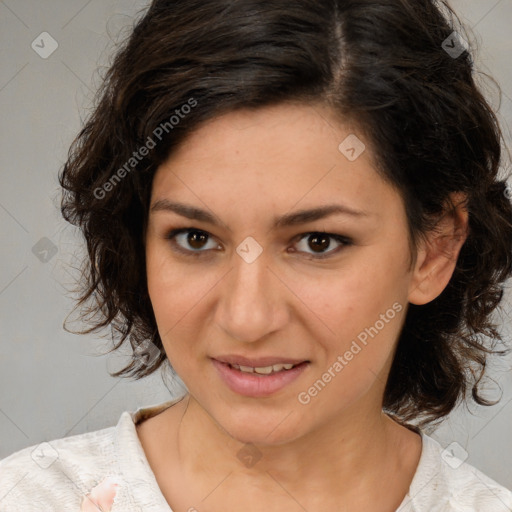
[408,192,469,306]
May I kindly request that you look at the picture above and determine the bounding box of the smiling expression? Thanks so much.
[144,102,418,444]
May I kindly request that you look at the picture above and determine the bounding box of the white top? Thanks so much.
[1,398,511,511]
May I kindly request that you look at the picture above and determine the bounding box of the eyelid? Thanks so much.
[165,228,221,257]
[289,232,352,259]
[164,227,352,259]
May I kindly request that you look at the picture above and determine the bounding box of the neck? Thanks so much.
[167,393,416,509]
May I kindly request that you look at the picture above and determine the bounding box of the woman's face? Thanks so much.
[145,103,418,444]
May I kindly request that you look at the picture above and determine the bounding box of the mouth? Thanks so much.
[227,361,305,375]
[213,354,309,368]
[211,358,310,397]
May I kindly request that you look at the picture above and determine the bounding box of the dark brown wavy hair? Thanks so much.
[59,0,512,429]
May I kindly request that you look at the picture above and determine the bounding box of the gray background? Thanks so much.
[1,0,511,490]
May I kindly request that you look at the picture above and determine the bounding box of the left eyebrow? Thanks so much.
[149,199,373,230]
[273,204,372,229]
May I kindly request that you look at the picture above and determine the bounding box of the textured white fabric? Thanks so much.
[1,398,511,511]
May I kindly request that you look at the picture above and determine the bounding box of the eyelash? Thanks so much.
[164,228,352,260]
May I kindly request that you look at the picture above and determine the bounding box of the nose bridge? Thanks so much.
[216,246,282,342]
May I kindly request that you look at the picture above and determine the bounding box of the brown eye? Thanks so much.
[306,233,331,253]
[293,232,352,259]
[165,228,219,256]
[186,231,209,250]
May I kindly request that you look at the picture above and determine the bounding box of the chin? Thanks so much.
[217,409,306,447]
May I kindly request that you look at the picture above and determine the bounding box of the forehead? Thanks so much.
[150,103,403,225]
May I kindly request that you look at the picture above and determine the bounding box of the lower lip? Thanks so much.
[211,359,309,397]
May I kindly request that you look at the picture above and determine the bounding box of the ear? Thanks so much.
[408,192,469,305]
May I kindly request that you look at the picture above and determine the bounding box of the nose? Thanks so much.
[214,247,288,343]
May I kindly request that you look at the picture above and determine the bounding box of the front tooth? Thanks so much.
[235,363,296,374]
[253,366,274,374]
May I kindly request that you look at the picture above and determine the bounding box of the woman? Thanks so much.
[1,0,512,510]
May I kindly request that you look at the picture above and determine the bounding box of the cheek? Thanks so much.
[304,296,404,411]
[146,269,198,375]
[298,254,406,372]
[146,242,201,315]
[291,261,391,335]
[145,247,219,360]
[146,247,190,339]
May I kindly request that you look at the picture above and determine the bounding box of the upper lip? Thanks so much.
[213,355,309,367]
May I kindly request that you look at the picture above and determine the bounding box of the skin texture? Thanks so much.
[139,103,469,511]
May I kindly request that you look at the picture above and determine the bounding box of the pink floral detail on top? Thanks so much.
[80,475,122,512]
